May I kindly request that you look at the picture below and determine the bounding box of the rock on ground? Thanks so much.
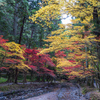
[25,91,58,100]
[25,83,86,100]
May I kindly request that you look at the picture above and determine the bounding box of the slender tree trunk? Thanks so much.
[42,75,45,82]
[15,68,18,84]
[12,69,15,82]
[39,34,43,47]
[93,7,99,26]
[30,70,34,81]
[7,71,11,82]
[19,16,26,44]
[23,71,27,83]
[30,71,33,81]
[90,76,94,87]
[37,76,41,82]
[13,2,18,37]
[85,44,88,68]
[28,29,34,48]
[85,43,90,86]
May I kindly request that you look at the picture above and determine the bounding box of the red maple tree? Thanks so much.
[24,48,56,78]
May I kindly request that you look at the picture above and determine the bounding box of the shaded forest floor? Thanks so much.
[0,82,100,100]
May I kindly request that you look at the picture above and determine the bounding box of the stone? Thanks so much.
[0,96,6,100]
[0,93,3,97]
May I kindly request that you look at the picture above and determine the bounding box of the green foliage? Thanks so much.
[82,87,87,94]
[82,87,96,95]
[0,77,7,83]
[0,0,61,49]
[0,86,9,91]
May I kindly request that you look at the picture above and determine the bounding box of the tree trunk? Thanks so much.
[37,76,41,82]
[90,76,94,87]
[85,44,88,68]
[23,71,27,83]
[86,77,90,86]
[42,75,45,82]
[85,43,90,86]
[12,69,15,82]
[93,7,99,26]
[30,70,33,81]
[7,72,11,82]
[39,34,43,47]
[28,29,34,48]
[19,16,26,44]
[15,68,18,84]
[13,2,18,37]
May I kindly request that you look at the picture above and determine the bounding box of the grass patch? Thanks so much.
[82,86,97,95]
[0,86,9,91]
[0,77,7,83]
[0,84,19,92]
[0,84,33,92]
[82,87,88,94]
[0,84,25,92]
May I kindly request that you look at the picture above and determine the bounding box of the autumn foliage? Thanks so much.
[0,36,57,83]
[0,0,100,84]
[24,48,56,77]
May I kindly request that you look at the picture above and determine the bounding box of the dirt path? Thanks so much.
[0,82,90,100]
[25,83,86,100]
[25,91,58,100]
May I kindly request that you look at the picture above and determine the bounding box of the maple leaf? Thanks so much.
[40,67,56,77]
[4,59,21,64]
[24,48,56,77]
[0,35,8,44]
[55,50,66,58]
[28,65,37,71]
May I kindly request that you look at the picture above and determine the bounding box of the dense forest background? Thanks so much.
[0,0,100,93]
[0,0,60,47]
[0,0,62,84]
